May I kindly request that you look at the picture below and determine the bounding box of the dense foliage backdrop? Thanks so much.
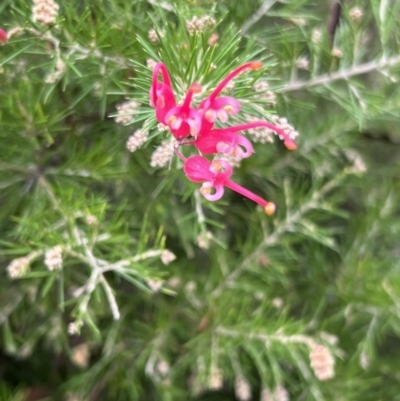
[1,1,400,400]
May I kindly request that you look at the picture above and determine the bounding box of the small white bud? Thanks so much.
[147,279,163,293]
[161,250,176,265]
[235,374,251,401]
[7,257,30,278]
[309,344,335,381]
[209,366,223,390]
[71,343,90,368]
[44,245,63,271]
[349,7,363,22]
[150,139,175,168]
[114,100,140,125]
[332,48,343,58]
[126,129,148,152]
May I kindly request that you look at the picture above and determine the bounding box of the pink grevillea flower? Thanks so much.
[165,83,203,140]
[194,129,253,159]
[183,155,276,215]
[197,61,263,134]
[0,29,7,44]
[150,63,176,124]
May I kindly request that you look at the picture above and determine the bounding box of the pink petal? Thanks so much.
[187,110,203,135]
[213,96,241,115]
[234,134,253,158]
[195,130,235,155]
[210,159,233,180]
[200,183,224,201]
[0,29,7,45]
[184,156,214,182]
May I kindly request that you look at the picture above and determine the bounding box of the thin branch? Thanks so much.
[240,0,279,35]
[216,327,316,348]
[278,55,400,93]
[194,190,206,225]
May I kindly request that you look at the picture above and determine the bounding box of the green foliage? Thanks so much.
[1,1,400,400]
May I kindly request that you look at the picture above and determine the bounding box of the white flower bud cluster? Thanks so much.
[275,385,290,401]
[126,129,148,152]
[245,115,274,144]
[234,374,251,401]
[295,56,310,70]
[146,58,157,70]
[157,123,168,132]
[7,257,30,278]
[261,388,273,401]
[290,17,307,26]
[207,33,219,46]
[114,100,140,125]
[344,149,367,173]
[68,321,81,336]
[147,279,163,293]
[332,48,343,58]
[32,0,60,25]
[71,343,90,368]
[272,297,284,308]
[44,245,63,271]
[309,344,335,381]
[359,350,369,370]
[85,214,98,226]
[150,139,175,168]
[167,276,181,288]
[209,365,223,390]
[271,115,299,141]
[197,231,213,250]
[254,81,277,106]
[161,250,176,265]
[148,29,164,44]
[217,153,242,168]
[186,15,216,35]
[349,7,363,22]
[312,28,322,45]
[156,359,170,376]
[45,57,66,84]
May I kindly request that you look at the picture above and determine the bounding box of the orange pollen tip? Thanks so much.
[190,83,202,94]
[168,116,177,123]
[223,105,234,113]
[211,161,222,171]
[250,61,263,70]
[264,202,276,216]
[205,110,214,121]
[200,187,211,195]
[285,141,297,151]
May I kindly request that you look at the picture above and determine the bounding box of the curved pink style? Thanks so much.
[217,121,297,150]
[197,62,262,134]
[195,129,253,159]
[183,156,276,214]
[150,63,176,124]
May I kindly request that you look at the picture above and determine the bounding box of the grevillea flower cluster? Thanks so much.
[149,61,298,215]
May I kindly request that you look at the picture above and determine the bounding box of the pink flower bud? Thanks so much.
[0,29,8,44]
